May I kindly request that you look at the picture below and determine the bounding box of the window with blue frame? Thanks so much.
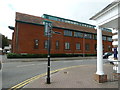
[107,37,112,41]
[64,30,72,36]
[102,36,107,40]
[84,33,92,39]
[74,32,83,38]
[65,42,70,50]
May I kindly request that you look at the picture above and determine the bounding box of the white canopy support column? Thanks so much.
[90,0,119,83]
[117,29,120,73]
[96,26,104,75]
[94,26,107,83]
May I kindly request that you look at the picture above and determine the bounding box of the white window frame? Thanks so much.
[65,42,70,50]
[76,43,80,50]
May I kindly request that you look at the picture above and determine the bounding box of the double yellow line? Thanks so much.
[8,65,83,90]
[8,73,46,90]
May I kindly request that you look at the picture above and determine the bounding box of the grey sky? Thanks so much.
[0,0,114,39]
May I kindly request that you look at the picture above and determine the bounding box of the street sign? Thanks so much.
[53,31,61,35]
[43,20,62,84]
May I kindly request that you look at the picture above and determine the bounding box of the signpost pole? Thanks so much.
[43,20,61,84]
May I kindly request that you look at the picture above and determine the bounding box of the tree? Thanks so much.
[2,35,9,49]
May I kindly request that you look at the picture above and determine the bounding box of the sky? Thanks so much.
[0,0,114,39]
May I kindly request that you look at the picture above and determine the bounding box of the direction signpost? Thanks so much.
[43,20,61,84]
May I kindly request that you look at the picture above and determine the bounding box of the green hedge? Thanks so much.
[7,53,97,58]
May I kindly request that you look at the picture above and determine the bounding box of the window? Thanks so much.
[85,44,90,51]
[64,30,72,36]
[76,43,80,50]
[74,32,83,38]
[65,20,67,23]
[93,35,97,39]
[65,42,70,50]
[44,40,48,49]
[108,46,111,51]
[82,24,84,26]
[71,21,73,24]
[34,39,39,49]
[102,36,106,40]
[79,23,82,26]
[56,41,59,50]
[76,22,79,25]
[62,19,64,22]
[49,16,57,21]
[107,37,112,42]
[58,18,61,21]
[67,21,70,23]
[84,33,92,39]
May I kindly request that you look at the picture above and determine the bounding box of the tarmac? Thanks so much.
[1,55,119,89]
[23,64,119,89]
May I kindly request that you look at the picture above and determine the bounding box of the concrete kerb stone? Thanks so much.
[5,57,97,63]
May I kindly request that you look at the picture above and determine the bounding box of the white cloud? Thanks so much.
[0,0,14,39]
[0,0,114,39]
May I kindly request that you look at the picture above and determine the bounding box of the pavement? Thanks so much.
[23,64,119,89]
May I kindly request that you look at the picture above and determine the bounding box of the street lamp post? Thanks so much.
[43,20,52,84]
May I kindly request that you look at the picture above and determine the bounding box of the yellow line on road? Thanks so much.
[8,65,85,90]
[8,73,46,90]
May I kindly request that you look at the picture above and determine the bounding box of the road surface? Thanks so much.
[2,55,108,89]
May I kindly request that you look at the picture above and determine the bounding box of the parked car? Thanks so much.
[103,52,112,59]
[6,50,10,54]
[108,54,118,65]
[108,54,114,61]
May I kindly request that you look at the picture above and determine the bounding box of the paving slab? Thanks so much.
[24,64,119,88]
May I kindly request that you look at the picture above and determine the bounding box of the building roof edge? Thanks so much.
[90,0,120,20]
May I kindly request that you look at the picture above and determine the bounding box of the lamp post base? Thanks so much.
[46,77,51,84]
[94,74,107,83]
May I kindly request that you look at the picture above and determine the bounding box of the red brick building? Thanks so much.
[11,12,112,55]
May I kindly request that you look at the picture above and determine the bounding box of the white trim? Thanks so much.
[97,14,119,26]
[91,1,120,20]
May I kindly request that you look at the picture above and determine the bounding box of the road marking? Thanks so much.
[17,64,35,67]
[9,65,86,90]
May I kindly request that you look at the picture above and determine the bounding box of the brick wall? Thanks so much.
[12,21,112,54]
